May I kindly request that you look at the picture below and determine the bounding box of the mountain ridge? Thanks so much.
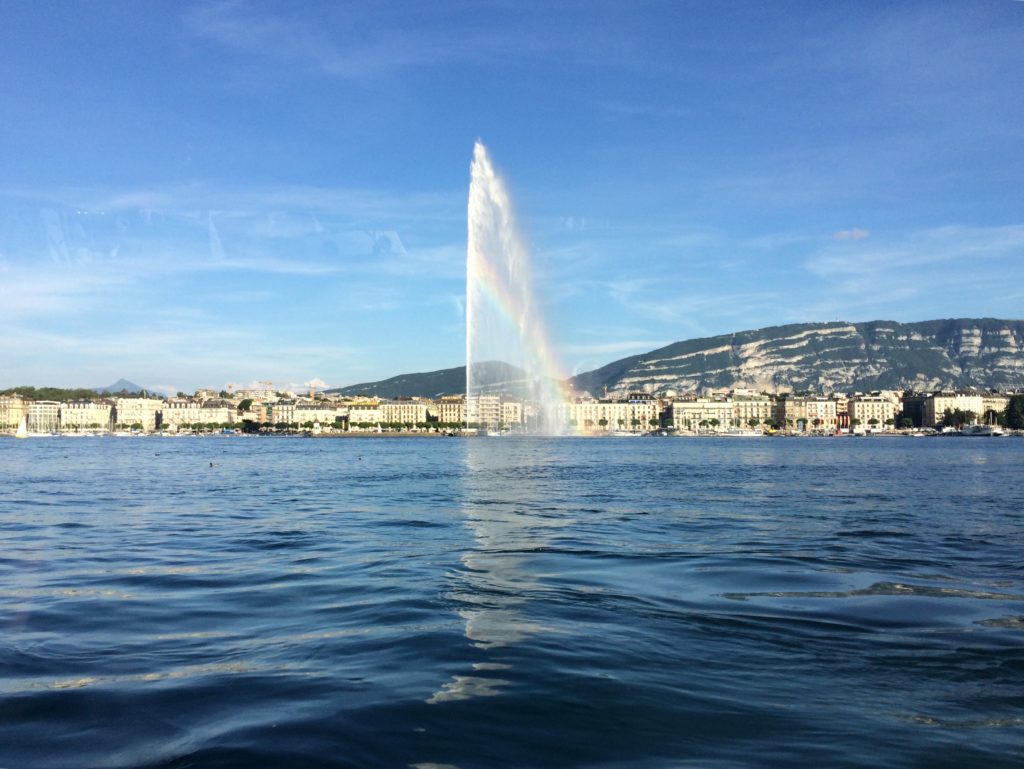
[328,318,1024,399]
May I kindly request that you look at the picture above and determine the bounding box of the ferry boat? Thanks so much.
[961,424,1005,437]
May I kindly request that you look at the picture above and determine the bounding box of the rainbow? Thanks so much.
[466,141,581,435]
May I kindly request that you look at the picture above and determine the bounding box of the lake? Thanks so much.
[1,436,1022,768]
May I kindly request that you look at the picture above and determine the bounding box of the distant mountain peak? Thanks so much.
[94,378,145,394]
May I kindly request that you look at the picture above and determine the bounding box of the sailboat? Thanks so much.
[15,416,28,439]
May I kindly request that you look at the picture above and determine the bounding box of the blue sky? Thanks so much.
[2,1,1023,393]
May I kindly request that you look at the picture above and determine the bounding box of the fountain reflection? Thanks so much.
[427,440,572,704]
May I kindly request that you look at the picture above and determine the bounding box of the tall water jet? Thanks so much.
[466,141,568,434]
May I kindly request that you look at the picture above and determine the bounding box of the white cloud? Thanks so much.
[833,228,870,241]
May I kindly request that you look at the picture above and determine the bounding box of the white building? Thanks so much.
[922,392,985,427]
[114,398,163,431]
[348,401,382,428]
[570,397,659,433]
[380,400,430,426]
[670,398,734,432]
[848,396,896,431]
[61,400,113,432]
[27,401,60,433]
[437,395,465,425]
[0,395,28,432]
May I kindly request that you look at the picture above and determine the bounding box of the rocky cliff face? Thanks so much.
[569,319,1024,395]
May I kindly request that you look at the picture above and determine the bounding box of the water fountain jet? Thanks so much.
[465,141,568,434]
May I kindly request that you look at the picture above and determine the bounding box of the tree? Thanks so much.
[748,418,760,428]
[709,418,720,429]
[899,417,913,429]
[649,418,659,427]
[238,399,253,412]
[598,418,608,429]
[1006,394,1024,429]
[868,418,879,428]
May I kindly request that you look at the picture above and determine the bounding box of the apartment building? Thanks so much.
[670,398,734,432]
[0,395,28,431]
[922,392,984,426]
[848,395,896,431]
[114,398,163,431]
[61,400,113,431]
[27,401,61,433]
[380,400,430,426]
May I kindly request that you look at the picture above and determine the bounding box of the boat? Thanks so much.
[15,416,28,439]
[718,428,764,437]
[961,424,1004,437]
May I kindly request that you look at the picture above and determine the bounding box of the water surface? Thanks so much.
[1,436,1022,768]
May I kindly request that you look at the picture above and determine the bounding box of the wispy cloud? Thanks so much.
[806,224,1024,277]
[833,228,870,241]
[181,1,570,83]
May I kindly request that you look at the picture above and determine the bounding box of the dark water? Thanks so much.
[1,436,1022,769]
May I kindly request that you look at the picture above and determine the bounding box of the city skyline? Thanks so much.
[3,1,1023,393]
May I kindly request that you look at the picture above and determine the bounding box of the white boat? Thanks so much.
[15,416,28,439]
[718,428,764,437]
[961,424,1004,437]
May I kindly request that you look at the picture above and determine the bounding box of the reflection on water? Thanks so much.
[428,440,570,703]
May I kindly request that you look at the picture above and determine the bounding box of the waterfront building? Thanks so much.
[772,397,838,432]
[730,394,774,428]
[805,398,839,432]
[27,401,60,433]
[160,398,201,428]
[0,394,28,432]
[200,401,234,426]
[349,400,383,429]
[437,395,465,425]
[295,402,346,427]
[160,398,232,429]
[266,399,296,425]
[774,397,807,431]
[835,397,850,430]
[61,399,113,432]
[468,395,502,427]
[900,393,928,427]
[568,397,658,433]
[848,395,896,431]
[380,400,430,426]
[113,398,163,431]
[922,392,984,427]
[670,398,734,432]
[501,400,524,427]
[981,392,1010,422]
